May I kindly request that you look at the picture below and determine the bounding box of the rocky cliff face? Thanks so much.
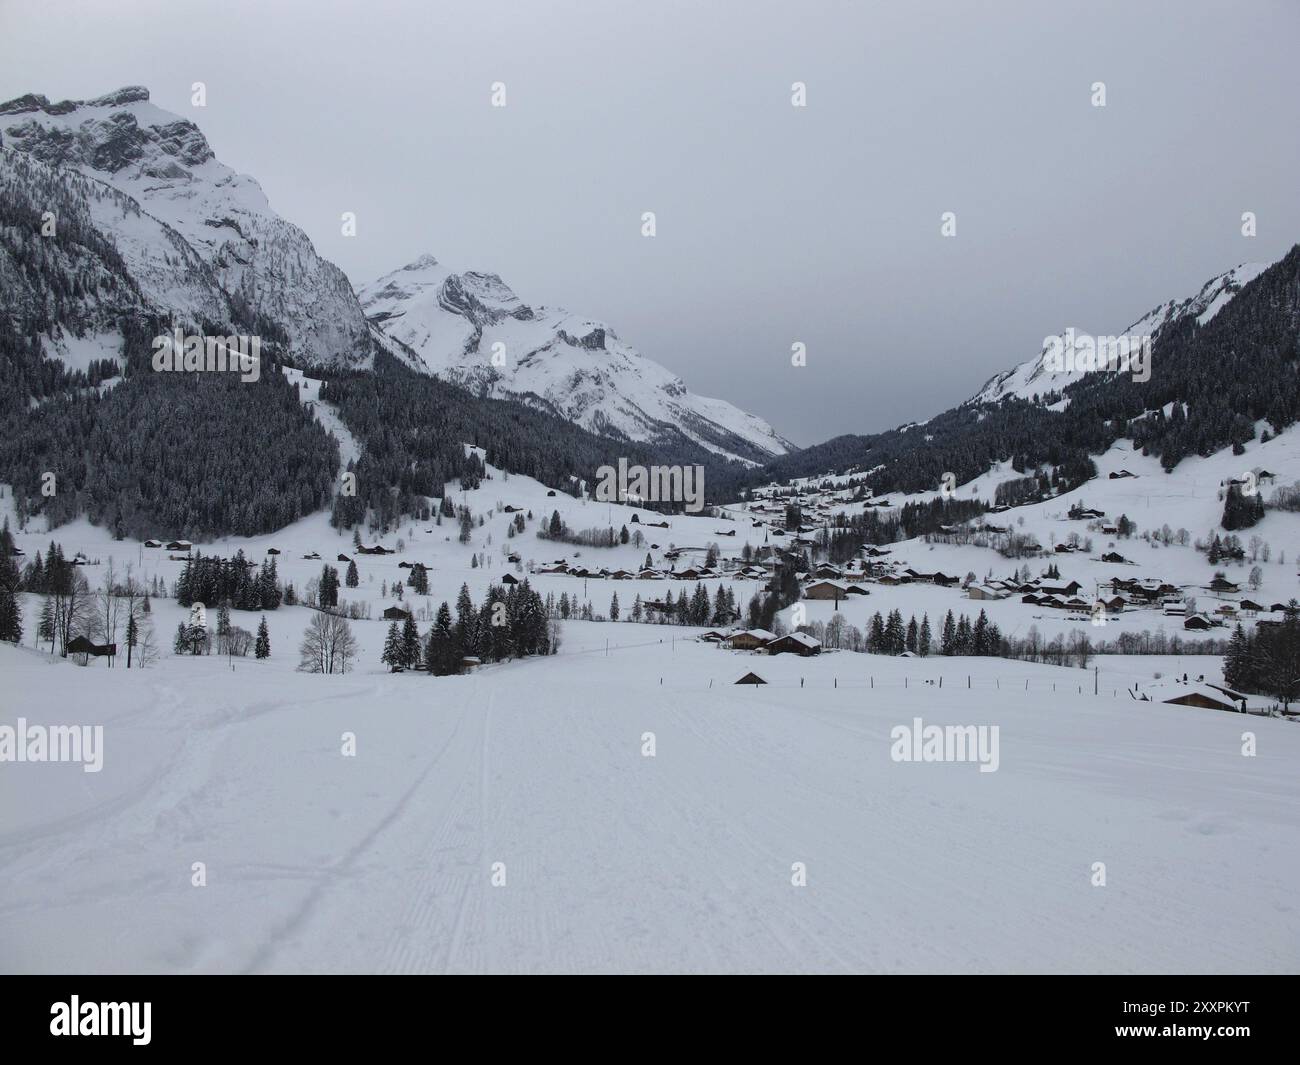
[1,87,371,368]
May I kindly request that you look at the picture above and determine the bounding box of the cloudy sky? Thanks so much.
[3,0,1298,446]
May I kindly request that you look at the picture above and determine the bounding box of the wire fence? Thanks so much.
[554,634,1290,713]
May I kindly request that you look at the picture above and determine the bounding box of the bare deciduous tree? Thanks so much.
[298,611,359,674]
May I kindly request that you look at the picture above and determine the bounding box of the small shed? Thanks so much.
[735,671,768,685]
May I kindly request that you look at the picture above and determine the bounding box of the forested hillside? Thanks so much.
[761,247,1300,495]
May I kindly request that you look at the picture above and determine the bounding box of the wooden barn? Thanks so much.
[804,579,848,601]
[66,636,116,660]
[765,632,822,657]
[727,629,776,651]
[1141,683,1245,714]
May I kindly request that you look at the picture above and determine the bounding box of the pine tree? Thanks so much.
[690,584,710,625]
[381,621,402,671]
[38,597,55,653]
[319,564,340,608]
[884,609,905,654]
[408,563,429,596]
[1223,623,1249,690]
[255,616,271,659]
[712,585,729,626]
[346,559,359,587]
[868,612,885,653]
[426,602,455,675]
[918,614,932,657]
[956,614,972,654]
[0,586,21,644]
[401,614,421,670]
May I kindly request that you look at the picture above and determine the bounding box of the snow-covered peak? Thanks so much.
[1,87,371,368]
[971,261,1269,406]
[361,256,794,464]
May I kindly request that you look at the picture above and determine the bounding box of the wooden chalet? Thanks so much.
[765,632,822,657]
[727,629,776,651]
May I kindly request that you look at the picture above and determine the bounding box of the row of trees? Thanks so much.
[382,579,557,676]
[1224,611,1300,708]
[176,552,282,612]
[173,602,271,661]
[592,585,740,628]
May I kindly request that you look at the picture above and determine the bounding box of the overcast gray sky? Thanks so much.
[3,0,1298,446]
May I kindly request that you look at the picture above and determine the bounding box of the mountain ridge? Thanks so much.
[360,253,796,464]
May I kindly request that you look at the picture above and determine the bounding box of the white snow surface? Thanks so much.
[2,436,1300,972]
[2,631,1296,974]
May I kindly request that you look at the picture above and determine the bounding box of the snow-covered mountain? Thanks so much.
[1,86,794,462]
[360,255,795,464]
[0,87,371,368]
[971,262,1269,405]
[0,146,244,377]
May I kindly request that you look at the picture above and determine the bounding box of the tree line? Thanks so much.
[382,578,557,676]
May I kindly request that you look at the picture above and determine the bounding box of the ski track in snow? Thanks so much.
[2,639,1298,974]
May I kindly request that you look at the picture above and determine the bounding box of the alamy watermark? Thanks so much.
[1041,328,1151,383]
[890,716,999,773]
[595,458,705,513]
[50,996,150,1045]
[0,718,103,772]
[152,329,261,382]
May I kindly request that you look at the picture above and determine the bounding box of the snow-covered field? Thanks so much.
[2,634,1297,974]
[4,425,1300,973]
